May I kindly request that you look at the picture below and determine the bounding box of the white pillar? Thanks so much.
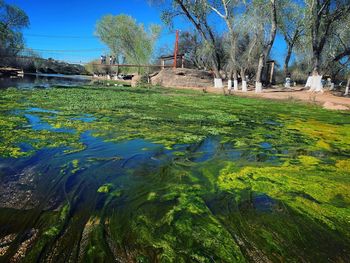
[305,76,312,89]
[233,80,238,91]
[227,79,232,90]
[214,78,223,88]
[255,82,262,93]
[284,78,291,88]
[345,86,349,96]
[242,80,247,92]
[313,75,323,93]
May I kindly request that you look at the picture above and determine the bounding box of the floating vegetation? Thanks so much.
[0,85,349,262]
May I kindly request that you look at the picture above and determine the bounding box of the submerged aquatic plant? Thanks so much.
[0,85,349,262]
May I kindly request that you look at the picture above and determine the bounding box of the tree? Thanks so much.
[205,0,241,91]
[96,14,161,72]
[278,0,304,77]
[237,28,262,91]
[305,0,350,72]
[178,30,209,69]
[0,0,29,65]
[328,14,350,66]
[157,0,224,82]
[250,0,278,92]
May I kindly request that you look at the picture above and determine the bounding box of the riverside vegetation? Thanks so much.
[0,85,349,262]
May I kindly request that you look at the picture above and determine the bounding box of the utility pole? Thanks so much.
[173,30,179,69]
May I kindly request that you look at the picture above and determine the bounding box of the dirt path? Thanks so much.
[173,85,350,111]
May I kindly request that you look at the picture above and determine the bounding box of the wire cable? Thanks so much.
[24,33,97,39]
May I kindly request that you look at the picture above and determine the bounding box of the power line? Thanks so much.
[23,31,176,39]
[24,33,96,39]
[20,47,106,53]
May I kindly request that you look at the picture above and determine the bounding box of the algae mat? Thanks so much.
[0,85,349,262]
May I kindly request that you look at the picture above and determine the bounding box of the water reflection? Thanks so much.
[0,73,91,89]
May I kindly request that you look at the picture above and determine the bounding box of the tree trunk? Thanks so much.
[255,0,277,93]
[225,19,238,89]
[345,77,350,96]
[174,0,222,79]
[227,69,233,92]
[233,70,238,91]
[312,49,321,72]
[284,42,293,77]
[211,53,221,79]
[255,54,264,92]
[241,67,247,92]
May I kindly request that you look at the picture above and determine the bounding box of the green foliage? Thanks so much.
[0,0,29,60]
[95,14,161,67]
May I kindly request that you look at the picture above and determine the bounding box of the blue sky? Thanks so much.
[7,0,287,67]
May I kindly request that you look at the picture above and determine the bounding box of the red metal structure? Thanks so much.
[173,30,179,69]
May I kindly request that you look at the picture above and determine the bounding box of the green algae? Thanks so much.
[0,85,350,262]
[217,157,350,236]
[97,184,113,193]
[1,85,348,158]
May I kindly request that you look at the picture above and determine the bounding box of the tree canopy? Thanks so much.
[152,0,350,91]
[0,0,29,62]
[95,14,161,66]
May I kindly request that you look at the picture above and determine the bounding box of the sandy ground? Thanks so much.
[172,85,350,111]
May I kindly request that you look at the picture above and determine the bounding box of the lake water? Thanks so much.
[0,73,91,89]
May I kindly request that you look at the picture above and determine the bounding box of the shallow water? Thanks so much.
[0,86,349,262]
[0,74,91,89]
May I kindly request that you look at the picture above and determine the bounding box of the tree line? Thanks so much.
[152,0,350,92]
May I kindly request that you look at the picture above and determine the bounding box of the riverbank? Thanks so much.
[163,85,350,110]
[234,87,350,110]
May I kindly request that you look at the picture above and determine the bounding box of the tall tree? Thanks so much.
[329,14,350,66]
[0,0,29,64]
[250,0,278,92]
[305,0,350,72]
[96,15,160,68]
[205,0,241,90]
[278,0,304,77]
[236,29,261,91]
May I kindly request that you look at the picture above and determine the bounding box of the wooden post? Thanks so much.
[181,55,184,68]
